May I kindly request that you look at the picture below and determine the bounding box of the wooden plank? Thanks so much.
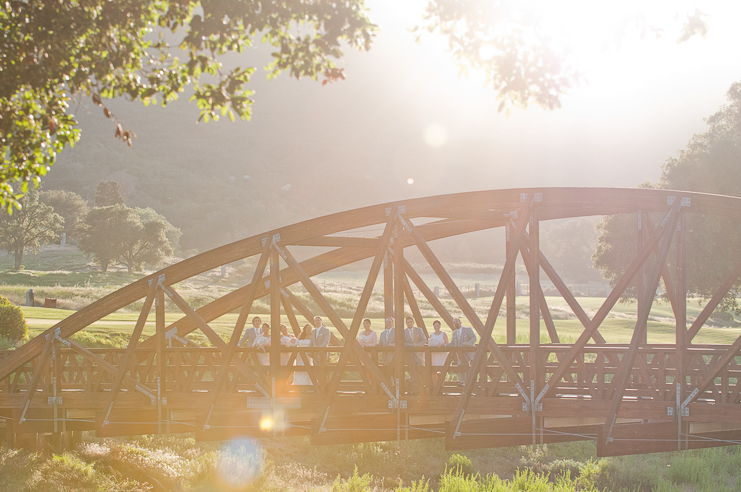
[96,409,192,437]
[311,414,441,445]
[195,412,310,441]
[294,236,380,248]
[597,421,678,457]
[13,408,95,434]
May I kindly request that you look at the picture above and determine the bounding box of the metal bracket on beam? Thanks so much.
[151,273,166,290]
[388,399,407,410]
[680,387,699,416]
[135,384,157,405]
[515,382,532,414]
[520,193,542,202]
[264,277,281,289]
[165,326,189,347]
[47,396,62,405]
[386,205,406,217]
[667,196,692,207]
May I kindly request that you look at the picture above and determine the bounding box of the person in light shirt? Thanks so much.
[447,318,476,386]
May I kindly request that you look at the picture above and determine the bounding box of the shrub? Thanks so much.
[0,296,27,341]
[447,453,474,476]
[332,466,373,492]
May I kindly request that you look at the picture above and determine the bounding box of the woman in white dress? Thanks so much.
[358,318,378,381]
[428,320,449,385]
[358,318,378,347]
[280,324,298,365]
[292,324,313,387]
[253,323,271,366]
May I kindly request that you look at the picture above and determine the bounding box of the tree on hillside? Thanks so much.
[0,189,64,269]
[39,189,88,242]
[78,205,132,272]
[136,207,182,254]
[540,217,602,284]
[94,181,124,207]
[593,82,741,312]
[0,0,376,208]
[78,204,177,272]
[118,211,175,273]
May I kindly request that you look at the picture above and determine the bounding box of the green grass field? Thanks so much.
[3,245,740,348]
[17,295,741,348]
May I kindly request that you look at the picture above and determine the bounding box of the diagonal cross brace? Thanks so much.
[203,242,272,430]
[102,280,158,426]
[398,199,533,439]
[603,202,680,443]
[317,212,398,432]
[272,242,396,401]
[541,203,682,401]
[162,284,270,397]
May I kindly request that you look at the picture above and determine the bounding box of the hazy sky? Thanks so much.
[347,0,741,194]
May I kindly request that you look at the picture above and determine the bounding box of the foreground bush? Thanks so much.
[0,296,27,341]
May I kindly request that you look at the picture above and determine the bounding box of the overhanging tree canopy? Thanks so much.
[0,0,376,208]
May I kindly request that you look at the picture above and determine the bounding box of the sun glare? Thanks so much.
[259,416,274,431]
[424,124,448,147]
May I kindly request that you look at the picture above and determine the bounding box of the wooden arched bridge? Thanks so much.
[3,187,741,456]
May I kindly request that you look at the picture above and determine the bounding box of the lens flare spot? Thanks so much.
[424,124,448,147]
[259,416,274,431]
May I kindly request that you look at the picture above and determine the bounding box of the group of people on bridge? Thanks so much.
[236,315,478,386]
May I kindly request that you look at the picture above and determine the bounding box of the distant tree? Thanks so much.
[94,181,124,207]
[117,208,176,273]
[0,189,63,269]
[135,207,182,254]
[39,189,89,241]
[78,204,177,272]
[593,82,741,312]
[540,217,602,284]
[78,205,132,272]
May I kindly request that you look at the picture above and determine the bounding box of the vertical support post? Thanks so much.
[529,207,541,444]
[676,210,686,450]
[384,250,394,320]
[270,247,281,395]
[51,341,59,434]
[637,210,647,345]
[393,223,405,399]
[506,221,517,345]
[155,285,166,435]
